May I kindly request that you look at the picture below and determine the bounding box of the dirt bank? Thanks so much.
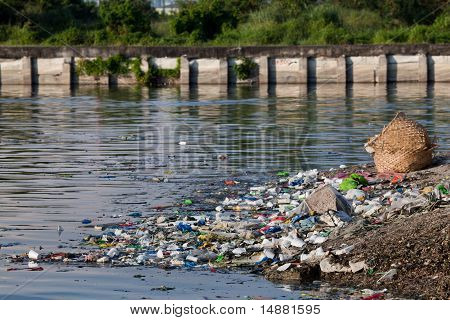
[321,206,449,299]
[264,159,449,299]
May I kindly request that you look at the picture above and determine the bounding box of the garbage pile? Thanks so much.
[11,165,449,282]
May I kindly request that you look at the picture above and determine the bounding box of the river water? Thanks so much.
[0,83,448,299]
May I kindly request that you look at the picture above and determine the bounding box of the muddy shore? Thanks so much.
[264,158,449,299]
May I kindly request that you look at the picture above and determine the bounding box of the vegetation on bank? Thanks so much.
[0,0,449,46]
[233,57,258,80]
[76,54,181,85]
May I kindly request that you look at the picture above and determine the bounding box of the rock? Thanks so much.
[305,184,353,215]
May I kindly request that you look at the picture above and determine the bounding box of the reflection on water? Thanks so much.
[0,83,448,298]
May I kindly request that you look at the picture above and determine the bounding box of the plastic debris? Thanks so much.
[96,256,110,263]
[377,269,398,283]
[277,263,291,272]
[349,260,367,273]
[107,248,119,258]
[345,189,366,201]
[176,222,193,232]
[339,174,369,192]
[28,250,39,260]
[57,225,64,238]
[232,248,246,255]
[8,160,446,300]
[128,212,142,217]
[436,184,448,195]
[333,245,354,256]
[362,293,384,300]
[320,258,350,273]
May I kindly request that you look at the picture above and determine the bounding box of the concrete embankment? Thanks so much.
[0,45,449,86]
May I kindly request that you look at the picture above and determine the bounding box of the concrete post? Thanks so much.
[218,58,228,85]
[259,56,269,84]
[336,56,346,83]
[179,56,189,85]
[299,57,308,84]
[429,55,450,82]
[22,57,32,85]
[62,57,72,85]
[418,53,428,83]
[376,55,387,83]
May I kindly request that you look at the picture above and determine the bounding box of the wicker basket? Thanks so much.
[365,112,436,173]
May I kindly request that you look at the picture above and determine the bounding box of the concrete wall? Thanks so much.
[34,57,71,85]
[346,55,386,83]
[268,58,307,84]
[189,58,227,84]
[308,57,346,83]
[387,54,427,82]
[151,57,177,70]
[0,57,32,85]
[428,55,450,82]
[0,45,449,86]
[1,44,449,59]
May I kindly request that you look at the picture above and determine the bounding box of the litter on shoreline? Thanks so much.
[7,160,448,297]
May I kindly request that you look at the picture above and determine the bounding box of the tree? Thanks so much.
[172,0,266,41]
[99,0,156,34]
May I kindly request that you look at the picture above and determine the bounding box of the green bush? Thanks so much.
[407,25,430,43]
[2,24,38,44]
[77,54,130,77]
[85,29,110,45]
[233,57,257,80]
[372,27,409,43]
[306,25,350,44]
[130,57,181,86]
[44,27,87,45]
[77,57,109,77]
